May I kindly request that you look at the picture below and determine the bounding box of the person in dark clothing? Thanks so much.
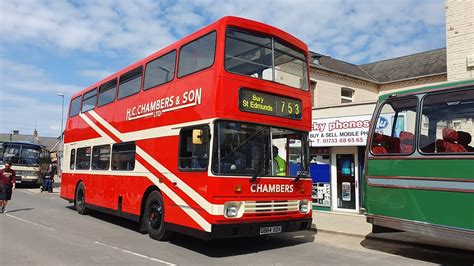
[0,161,16,213]
[41,164,54,193]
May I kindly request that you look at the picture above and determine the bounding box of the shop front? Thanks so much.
[309,115,371,213]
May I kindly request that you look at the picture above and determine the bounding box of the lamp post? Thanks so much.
[57,93,65,177]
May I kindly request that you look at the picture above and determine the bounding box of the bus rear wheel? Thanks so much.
[75,182,89,215]
[143,191,174,241]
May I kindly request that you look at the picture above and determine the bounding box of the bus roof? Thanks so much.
[378,79,474,101]
[71,16,308,99]
[2,141,46,149]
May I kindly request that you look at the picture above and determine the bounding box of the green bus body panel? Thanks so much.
[378,79,474,101]
[366,186,474,230]
[368,159,474,179]
[366,159,474,230]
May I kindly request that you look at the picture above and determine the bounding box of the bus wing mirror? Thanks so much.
[193,129,204,145]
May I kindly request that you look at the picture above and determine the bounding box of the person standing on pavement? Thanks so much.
[41,164,54,193]
[0,161,16,213]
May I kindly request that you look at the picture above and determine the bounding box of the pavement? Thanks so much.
[22,176,473,252]
[311,209,474,252]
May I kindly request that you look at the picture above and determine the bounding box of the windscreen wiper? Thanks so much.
[250,161,264,182]
[294,168,308,182]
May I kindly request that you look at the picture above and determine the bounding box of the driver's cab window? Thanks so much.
[371,97,417,155]
[179,126,210,171]
[271,128,306,177]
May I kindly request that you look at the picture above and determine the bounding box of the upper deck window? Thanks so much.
[225,28,309,91]
[98,79,117,107]
[144,50,176,90]
[69,96,81,117]
[118,67,143,99]
[82,88,97,112]
[178,31,216,78]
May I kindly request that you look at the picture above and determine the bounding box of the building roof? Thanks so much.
[359,48,447,83]
[310,48,447,84]
[0,134,59,151]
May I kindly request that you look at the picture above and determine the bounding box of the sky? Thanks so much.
[0,0,446,137]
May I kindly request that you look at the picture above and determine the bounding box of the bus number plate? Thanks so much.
[259,226,282,235]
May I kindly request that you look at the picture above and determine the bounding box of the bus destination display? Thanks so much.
[239,89,302,120]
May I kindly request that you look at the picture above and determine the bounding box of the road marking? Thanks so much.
[6,214,56,231]
[94,241,176,266]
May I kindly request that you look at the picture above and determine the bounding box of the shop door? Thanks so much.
[335,154,359,212]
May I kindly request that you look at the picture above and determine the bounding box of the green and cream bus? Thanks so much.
[364,80,474,246]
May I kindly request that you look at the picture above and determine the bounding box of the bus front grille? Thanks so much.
[244,200,299,213]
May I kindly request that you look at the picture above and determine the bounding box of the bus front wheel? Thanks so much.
[143,191,174,241]
[75,182,89,215]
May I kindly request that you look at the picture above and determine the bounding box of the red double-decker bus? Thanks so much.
[61,16,312,240]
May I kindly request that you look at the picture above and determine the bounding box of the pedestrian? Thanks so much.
[0,161,16,213]
[42,164,54,193]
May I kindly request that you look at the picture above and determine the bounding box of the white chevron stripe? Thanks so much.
[136,146,224,216]
[76,111,218,231]
[79,113,114,143]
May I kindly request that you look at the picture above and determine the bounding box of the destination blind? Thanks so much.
[239,89,302,120]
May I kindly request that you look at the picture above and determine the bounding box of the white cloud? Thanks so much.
[0,60,80,136]
[0,0,445,64]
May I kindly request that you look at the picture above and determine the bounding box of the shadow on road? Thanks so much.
[360,235,474,265]
[5,207,35,213]
[64,205,315,257]
[167,230,315,258]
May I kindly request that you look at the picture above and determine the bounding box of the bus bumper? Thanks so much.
[210,218,312,239]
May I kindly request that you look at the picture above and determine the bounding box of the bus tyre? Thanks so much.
[143,191,174,241]
[75,183,89,215]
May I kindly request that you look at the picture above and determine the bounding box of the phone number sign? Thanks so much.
[239,88,302,120]
[310,115,372,147]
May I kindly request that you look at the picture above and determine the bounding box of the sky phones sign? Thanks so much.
[309,115,372,147]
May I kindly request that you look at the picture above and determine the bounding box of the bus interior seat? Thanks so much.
[436,128,467,153]
[420,134,435,153]
[457,131,474,152]
[371,133,388,154]
[399,131,414,154]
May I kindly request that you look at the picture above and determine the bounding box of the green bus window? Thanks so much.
[371,98,417,155]
[421,89,474,153]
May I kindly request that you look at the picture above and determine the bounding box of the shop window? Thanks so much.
[341,87,354,103]
[179,126,210,171]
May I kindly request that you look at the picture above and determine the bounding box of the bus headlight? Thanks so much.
[299,200,310,214]
[224,202,242,218]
